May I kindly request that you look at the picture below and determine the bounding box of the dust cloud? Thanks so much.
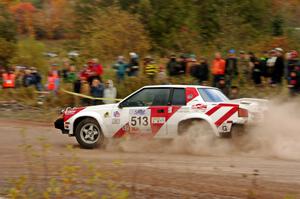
[105,100,300,160]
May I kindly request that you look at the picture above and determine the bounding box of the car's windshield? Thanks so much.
[198,88,229,102]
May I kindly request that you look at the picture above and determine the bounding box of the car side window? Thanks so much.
[171,88,186,105]
[121,88,171,107]
[198,88,229,102]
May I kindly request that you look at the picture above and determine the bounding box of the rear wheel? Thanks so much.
[178,120,215,140]
[75,118,104,149]
[175,120,216,154]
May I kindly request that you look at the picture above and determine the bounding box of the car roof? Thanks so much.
[142,85,215,89]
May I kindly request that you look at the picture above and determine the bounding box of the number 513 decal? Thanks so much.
[130,116,149,126]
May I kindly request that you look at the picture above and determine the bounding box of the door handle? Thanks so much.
[157,109,164,113]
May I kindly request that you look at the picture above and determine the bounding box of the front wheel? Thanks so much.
[75,118,104,149]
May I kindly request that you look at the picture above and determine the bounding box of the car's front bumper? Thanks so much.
[54,118,68,134]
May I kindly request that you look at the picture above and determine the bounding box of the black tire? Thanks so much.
[75,118,104,149]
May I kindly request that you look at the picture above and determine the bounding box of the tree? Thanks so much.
[9,2,36,36]
[0,3,17,42]
[34,0,74,39]
[11,38,47,73]
[0,38,16,67]
[272,15,284,36]
[0,3,17,67]
[80,6,150,61]
[73,0,105,33]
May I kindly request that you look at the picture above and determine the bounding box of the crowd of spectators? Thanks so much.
[1,48,300,105]
[164,48,300,96]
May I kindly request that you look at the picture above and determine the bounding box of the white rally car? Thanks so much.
[55,85,267,149]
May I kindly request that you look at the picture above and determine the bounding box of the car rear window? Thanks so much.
[198,88,229,102]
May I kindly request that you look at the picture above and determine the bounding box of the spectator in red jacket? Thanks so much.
[86,58,103,85]
[79,59,103,86]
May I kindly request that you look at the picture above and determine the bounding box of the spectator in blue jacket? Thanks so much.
[113,56,127,83]
[90,79,105,105]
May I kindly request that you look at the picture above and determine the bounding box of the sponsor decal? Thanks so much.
[112,118,120,124]
[168,106,172,114]
[113,111,120,118]
[187,94,194,100]
[63,107,85,121]
[129,109,150,116]
[65,110,76,115]
[186,87,199,103]
[130,116,149,126]
[113,106,181,138]
[192,103,207,112]
[177,107,190,113]
[219,122,232,133]
[151,117,166,124]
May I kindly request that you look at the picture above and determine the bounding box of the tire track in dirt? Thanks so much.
[0,119,299,198]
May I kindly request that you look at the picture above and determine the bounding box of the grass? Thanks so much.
[4,129,129,199]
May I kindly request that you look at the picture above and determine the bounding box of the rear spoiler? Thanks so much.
[231,98,269,105]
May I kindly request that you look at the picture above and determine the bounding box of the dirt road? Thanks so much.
[0,119,299,199]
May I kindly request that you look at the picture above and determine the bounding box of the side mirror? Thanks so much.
[118,103,124,109]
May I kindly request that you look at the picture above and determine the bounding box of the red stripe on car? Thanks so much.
[149,106,181,136]
[113,123,129,138]
[206,103,238,116]
[214,106,239,127]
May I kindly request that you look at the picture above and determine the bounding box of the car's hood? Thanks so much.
[85,103,119,110]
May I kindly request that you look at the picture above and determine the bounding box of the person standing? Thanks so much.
[23,68,34,87]
[64,65,77,84]
[249,52,262,86]
[80,76,91,106]
[238,51,250,85]
[2,69,16,89]
[225,49,238,95]
[127,52,139,77]
[259,51,269,85]
[87,58,103,85]
[50,63,61,92]
[103,80,117,104]
[178,54,188,75]
[266,50,277,85]
[144,56,159,80]
[211,52,226,88]
[287,50,300,96]
[90,79,105,105]
[190,57,209,85]
[113,56,127,83]
[46,71,56,92]
[31,67,43,91]
[166,54,180,76]
[272,48,285,86]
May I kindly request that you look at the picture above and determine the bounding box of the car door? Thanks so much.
[110,88,171,138]
[166,88,187,137]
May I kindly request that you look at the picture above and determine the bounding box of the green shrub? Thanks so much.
[10,38,48,74]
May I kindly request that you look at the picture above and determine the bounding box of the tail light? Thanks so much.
[238,108,248,117]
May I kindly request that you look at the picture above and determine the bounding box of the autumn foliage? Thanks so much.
[0,0,299,66]
[9,2,36,36]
